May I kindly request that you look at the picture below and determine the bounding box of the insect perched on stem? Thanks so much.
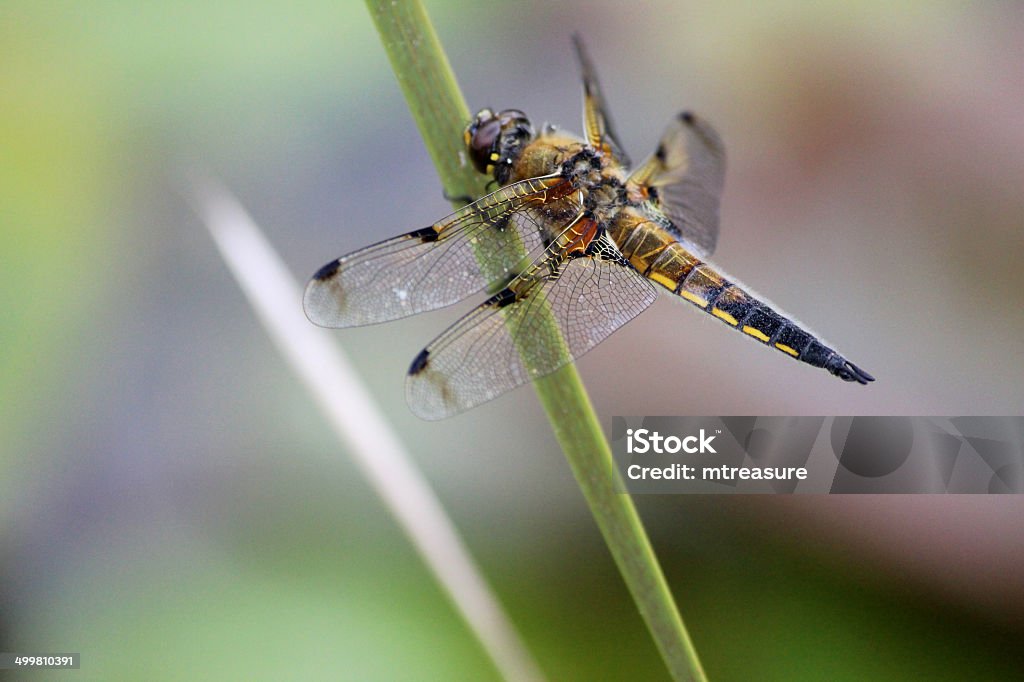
[304,35,873,420]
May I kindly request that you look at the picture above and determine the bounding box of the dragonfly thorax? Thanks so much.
[561,147,629,218]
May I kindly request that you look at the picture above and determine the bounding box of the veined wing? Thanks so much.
[303,174,569,327]
[630,111,725,257]
[572,34,631,168]
[406,232,658,419]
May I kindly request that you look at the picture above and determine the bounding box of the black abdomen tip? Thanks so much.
[408,349,430,375]
[831,359,875,385]
[312,259,340,281]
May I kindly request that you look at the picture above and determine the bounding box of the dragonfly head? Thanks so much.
[465,108,534,184]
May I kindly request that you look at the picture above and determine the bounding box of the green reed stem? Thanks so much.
[364,2,707,680]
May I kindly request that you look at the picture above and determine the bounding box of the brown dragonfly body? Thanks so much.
[304,36,873,419]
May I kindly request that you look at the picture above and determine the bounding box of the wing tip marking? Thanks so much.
[312,259,340,281]
[408,349,430,376]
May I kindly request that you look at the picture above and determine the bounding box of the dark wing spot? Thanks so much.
[679,111,695,125]
[491,216,510,233]
[312,259,340,281]
[487,288,518,308]
[408,349,430,376]
[407,226,440,243]
[654,143,666,162]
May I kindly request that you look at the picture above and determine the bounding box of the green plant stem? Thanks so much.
[365,2,707,680]
[533,373,707,682]
[364,0,486,202]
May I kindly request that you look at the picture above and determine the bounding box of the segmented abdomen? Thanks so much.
[610,217,872,384]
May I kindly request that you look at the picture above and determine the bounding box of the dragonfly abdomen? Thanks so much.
[613,221,873,384]
[676,262,873,384]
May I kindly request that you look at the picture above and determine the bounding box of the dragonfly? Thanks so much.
[304,35,873,420]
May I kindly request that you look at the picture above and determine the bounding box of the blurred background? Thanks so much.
[3,1,1023,679]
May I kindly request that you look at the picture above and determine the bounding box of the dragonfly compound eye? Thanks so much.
[466,109,536,179]
[466,110,503,175]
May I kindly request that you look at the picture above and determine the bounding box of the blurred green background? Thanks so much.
[3,1,1023,680]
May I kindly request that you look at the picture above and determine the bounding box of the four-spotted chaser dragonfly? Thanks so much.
[304,35,873,420]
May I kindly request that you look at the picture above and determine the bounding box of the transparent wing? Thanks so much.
[406,233,658,419]
[303,175,569,327]
[631,111,726,257]
[572,33,631,168]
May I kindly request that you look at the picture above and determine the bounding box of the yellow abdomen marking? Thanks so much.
[712,308,738,326]
[775,343,799,357]
[679,291,709,308]
[742,326,770,342]
[649,272,677,291]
